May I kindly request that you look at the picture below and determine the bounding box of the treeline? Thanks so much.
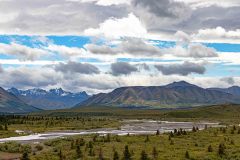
[0,115,115,126]
[0,115,119,135]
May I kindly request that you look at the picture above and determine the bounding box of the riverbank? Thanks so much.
[0,125,239,160]
[0,120,223,143]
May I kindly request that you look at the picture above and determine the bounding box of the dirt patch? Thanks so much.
[0,152,21,160]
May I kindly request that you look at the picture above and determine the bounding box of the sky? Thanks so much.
[0,0,240,94]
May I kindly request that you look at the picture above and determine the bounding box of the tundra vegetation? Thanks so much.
[0,104,240,159]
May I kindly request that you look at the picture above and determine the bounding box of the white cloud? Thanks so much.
[175,0,240,8]
[84,13,147,38]
[0,64,3,73]
[0,42,48,61]
[193,27,240,43]
[0,59,62,65]
[170,43,218,58]
[96,0,131,6]
[46,44,86,58]
[71,0,131,6]
[0,0,128,35]
[0,63,239,94]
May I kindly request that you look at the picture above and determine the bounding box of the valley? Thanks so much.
[1,82,240,159]
[0,105,240,159]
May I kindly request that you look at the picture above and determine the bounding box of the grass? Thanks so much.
[1,104,240,138]
[4,126,240,160]
[0,116,120,138]
[1,104,240,159]
[34,104,240,124]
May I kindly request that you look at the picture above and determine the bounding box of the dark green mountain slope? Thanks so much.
[0,87,40,113]
[76,81,240,108]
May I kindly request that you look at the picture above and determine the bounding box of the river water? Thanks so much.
[0,120,223,143]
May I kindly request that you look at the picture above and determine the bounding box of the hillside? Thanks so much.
[35,104,240,122]
[208,86,240,96]
[0,87,40,113]
[76,81,240,108]
[8,88,90,110]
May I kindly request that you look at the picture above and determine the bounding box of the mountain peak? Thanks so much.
[7,87,90,110]
[49,88,65,95]
[165,81,197,88]
[229,86,240,89]
[8,87,20,94]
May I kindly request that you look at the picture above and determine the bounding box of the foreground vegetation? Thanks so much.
[1,104,240,159]
[1,104,240,139]
[1,126,240,160]
[0,115,120,138]
[37,104,240,123]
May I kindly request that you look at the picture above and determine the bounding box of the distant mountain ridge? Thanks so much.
[76,81,240,108]
[208,86,240,96]
[8,88,90,110]
[0,87,40,113]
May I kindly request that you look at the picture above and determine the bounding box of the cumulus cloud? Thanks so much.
[176,6,240,36]
[0,64,4,73]
[85,38,163,56]
[54,61,100,75]
[84,13,147,38]
[120,38,163,56]
[0,67,59,89]
[0,0,239,44]
[86,34,217,59]
[131,0,192,31]
[187,44,217,58]
[0,42,47,61]
[0,64,239,94]
[175,30,191,45]
[172,43,218,58]
[154,61,206,76]
[175,0,240,8]
[193,27,240,43]
[170,31,218,58]
[47,44,86,58]
[137,63,150,71]
[0,0,128,35]
[111,62,138,76]
[85,44,117,55]
[220,77,235,85]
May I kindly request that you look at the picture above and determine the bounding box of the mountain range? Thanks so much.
[208,86,240,96]
[8,88,89,110]
[76,81,240,108]
[0,87,40,113]
[1,81,240,113]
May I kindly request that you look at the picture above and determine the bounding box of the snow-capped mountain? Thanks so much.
[8,88,90,110]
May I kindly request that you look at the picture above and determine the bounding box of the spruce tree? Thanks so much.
[145,135,150,142]
[192,127,196,132]
[218,143,226,156]
[89,148,95,156]
[58,149,63,160]
[123,145,131,160]
[152,147,158,160]
[140,150,148,160]
[4,123,8,131]
[21,152,30,160]
[106,133,111,142]
[208,145,213,152]
[76,145,83,158]
[169,131,174,137]
[185,151,190,159]
[99,148,104,160]
[113,150,119,160]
